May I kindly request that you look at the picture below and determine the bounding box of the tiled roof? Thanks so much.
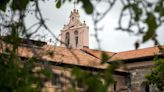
[81,46,115,59]
[1,41,163,69]
[16,45,107,69]
[110,46,164,61]
[81,46,163,62]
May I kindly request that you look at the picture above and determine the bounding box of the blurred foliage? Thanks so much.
[0,0,164,45]
[56,0,93,14]
[118,0,164,48]
[0,0,53,91]
[0,55,39,92]
[145,58,164,92]
[56,0,164,49]
[0,0,164,92]
[70,53,120,92]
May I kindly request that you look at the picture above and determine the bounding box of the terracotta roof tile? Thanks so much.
[110,46,164,61]
[82,46,115,59]
[16,45,107,69]
[1,40,164,69]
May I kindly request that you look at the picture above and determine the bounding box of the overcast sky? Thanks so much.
[25,0,164,52]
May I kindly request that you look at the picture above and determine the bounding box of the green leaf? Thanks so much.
[155,3,164,16]
[123,4,132,11]
[56,0,61,8]
[11,0,29,11]
[0,0,9,11]
[143,13,157,42]
[145,58,164,91]
[81,0,93,14]
[41,68,53,78]
[104,61,120,85]
[123,3,142,21]
[68,88,76,92]
[131,4,142,21]
[101,52,110,64]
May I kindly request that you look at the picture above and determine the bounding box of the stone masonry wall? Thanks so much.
[129,66,156,92]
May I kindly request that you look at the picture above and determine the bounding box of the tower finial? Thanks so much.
[73,0,77,9]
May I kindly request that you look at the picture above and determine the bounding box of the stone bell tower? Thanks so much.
[60,9,89,49]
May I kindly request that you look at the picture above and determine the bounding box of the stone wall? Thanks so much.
[42,65,128,92]
[129,66,156,92]
[42,61,158,92]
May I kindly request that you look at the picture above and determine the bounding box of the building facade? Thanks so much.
[52,9,163,92]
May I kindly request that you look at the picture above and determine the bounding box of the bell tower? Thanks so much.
[60,9,89,49]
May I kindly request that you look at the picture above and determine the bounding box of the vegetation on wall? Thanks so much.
[68,53,120,92]
[145,57,164,92]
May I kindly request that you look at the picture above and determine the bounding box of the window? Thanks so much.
[74,31,78,48]
[65,32,70,47]
[72,17,74,20]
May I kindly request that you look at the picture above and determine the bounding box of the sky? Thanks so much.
[25,0,164,52]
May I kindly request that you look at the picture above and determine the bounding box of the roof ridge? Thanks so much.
[80,49,100,59]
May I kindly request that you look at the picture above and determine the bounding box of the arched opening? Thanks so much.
[114,81,117,91]
[72,17,74,20]
[74,31,78,48]
[145,85,150,92]
[141,82,150,92]
[65,32,70,47]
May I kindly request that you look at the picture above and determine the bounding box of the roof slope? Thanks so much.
[1,40,163,69]
[16,45,107,69]
[82,47,115,59]
[110,46,164,61]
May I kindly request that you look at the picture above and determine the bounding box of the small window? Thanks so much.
[65,32,70,47]
[74,31,78,48]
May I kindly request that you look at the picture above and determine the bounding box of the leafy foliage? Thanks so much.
[70,52,120,92]
[0,0,10,11]
[143,13,157,42]
[0,0,53,91]
[0,0,164,92]
[11,0,29,11]
[56,0,164,47]
[118,0,164,46]
[145,58,164,92]
[56,0,61,8]
[0,54,38,91]
[55,0,93,14]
